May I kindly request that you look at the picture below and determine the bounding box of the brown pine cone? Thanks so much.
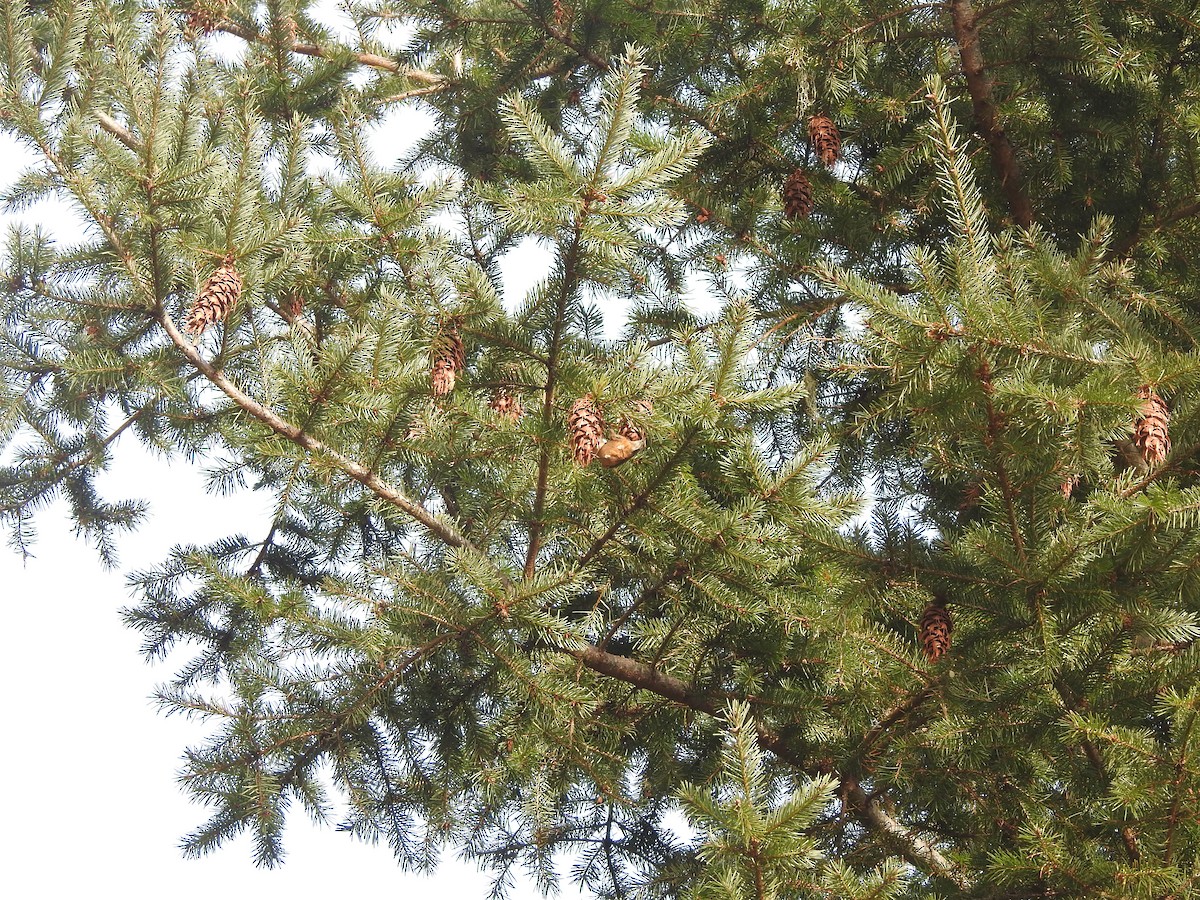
[782,169,814,220]
[186,254,242,335]
[919,602,952,662]
[430,319,466,396]
[618,399,653,443]
[489,387,523,422]
[808,115,842,167]
[183,0,228,35]
[1133,386,1170,467]
[568,395,605,466]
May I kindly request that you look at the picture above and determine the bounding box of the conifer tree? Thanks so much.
[6,1,1200,896]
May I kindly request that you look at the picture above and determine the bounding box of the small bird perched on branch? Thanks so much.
[597,434,646,467]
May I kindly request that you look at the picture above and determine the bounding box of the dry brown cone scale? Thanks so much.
[430,319,466,396]
[919,601,952,662]
[808,115,841,167]
[568,395,605,466]
[782,169,814,220]
[489,387,523,422]
[1133,386,1171,467]
[186,254,243,336]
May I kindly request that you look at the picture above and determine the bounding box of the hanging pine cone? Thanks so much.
[618,399,653,443]
[186,254,242,336]
[1133,386,1171,467]
[183,0,227,35]
[489,387,523,422]
[782,169,814,220]
[808,115,841,167]
[430,319,466,396]
[919,601,952,662]
[1061,474,1079,499]
[568,395,605,466]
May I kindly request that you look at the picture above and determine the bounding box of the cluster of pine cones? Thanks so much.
[426,319,526,420]
[568,396,652,468]
[782,115,842,221]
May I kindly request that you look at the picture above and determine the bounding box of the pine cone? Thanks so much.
[1060,474,1079,499]
[568,395,605,466]
[618,399,653,443]
[919,602,952,662]
[489,387,523,422]
[1133,386,1170,467]
[808,115,841,167]
[430,319,466,396]
[186,255,242,335]
[183,0,227,35]
[782,169,814,220]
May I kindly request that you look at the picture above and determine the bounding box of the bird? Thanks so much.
[597,435,646,468]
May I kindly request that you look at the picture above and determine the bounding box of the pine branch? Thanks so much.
[978,355,1027,564]
[577,424,701,568]
[214,21,448,85]
[504,0,611,73]
[524,229,582,579]
[155,307,472,553]
[95,110,141,152]
[570,643,973,889]
[949,0,1034,228]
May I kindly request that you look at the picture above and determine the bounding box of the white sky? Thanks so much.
[0,439,540,897]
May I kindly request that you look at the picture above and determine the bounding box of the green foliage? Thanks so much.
[6,0,1200,897]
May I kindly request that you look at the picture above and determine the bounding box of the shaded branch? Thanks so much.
[949,0,1034,228]
[569,643,972,889]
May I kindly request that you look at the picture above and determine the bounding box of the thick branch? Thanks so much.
[156,309,471,552]
[215,22,448,85]
[570,643,972,889]
[949,0,1034,228]
[95,110,142,152]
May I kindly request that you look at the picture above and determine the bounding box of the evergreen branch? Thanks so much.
[1054,681,1143,865]
[577,424,702,569]
[379,84,451,105]
[504,0,611,73]
[978,355,1027,564]
[524,229,582,580]
[826,2,949,47]
[569,643,972,889]
[1164,703,1199,864]
[851,681,938,767]
[948,0,1034,228]
[0,405,147,516]
[154,309,472,553]
[95,110,141,152]
[214,22,447,84]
